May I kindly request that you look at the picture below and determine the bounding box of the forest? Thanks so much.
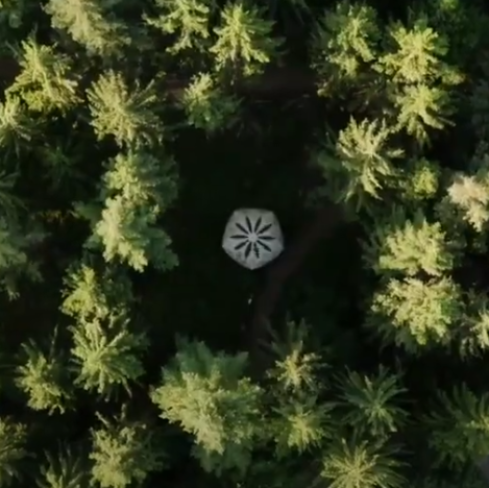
[2,0,489,487]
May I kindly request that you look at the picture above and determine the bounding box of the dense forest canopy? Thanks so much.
[2,0,489,487]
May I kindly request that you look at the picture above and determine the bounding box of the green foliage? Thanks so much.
[266,320,324,393]
[0,418,28,488]
[76,150,178,272]
[90,410,166,488]
[0,96,36,157]
[180,72,241,133]
[0,171,24,221]
[424,384,489,469]
[320,437,406,488]
[86,71,164,148]
[397,157,440,202]
[266,321,332,457]
[7,38,80,113]
[367,276,463,352]
[311,0,380,92]
[375,15,462,144]
[0,216,45,299]
[459,291,489,358]
[270,393,332,456]
[151,339,262,476]
[144,0,216,54]
[44,0,130,57]
[15,332,73,413]
[334,366,407,439]
[61,263,134,325]
[362,207,457,277]
[210,1,283,77]
[375,17,456,85]
[36,446,88,488]
[443,156,489,233]
[69,316,148,398]
[315,117,403,211]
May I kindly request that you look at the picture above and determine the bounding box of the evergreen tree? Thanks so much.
[0,216,45,299]
[0,418,28,488]
[266,321,332,457]
[210,1,283,78]
[367,276,463,352]
[36,445,89,488]
[89,409,165,488]
[311,0,380,94]
[180,72,241,133]
[61,263,134,325]
[69,315,148,398]
[86,71,164,148]
[75,150,179,272]
[362,207,457,277]
[151,338,263,476]
[424,384,489,469]
[7,38,80,113]
[15,330,73,413]
[334,366,407,439]
[315,117,403,211]
[144,0,216,54]
[320,437,405,488]
[44,0,130,57]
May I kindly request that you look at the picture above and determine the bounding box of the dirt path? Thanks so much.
[245,203,344,377]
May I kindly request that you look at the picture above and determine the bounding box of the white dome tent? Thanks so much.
[222,208,284,270]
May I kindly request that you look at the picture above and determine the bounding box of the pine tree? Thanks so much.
[86,71,165,148]
[367,276,463,352]
[0,216,45,299]
[320,437,406,488]
[210,1,283,78]
[76,150,179,272]
[334,366,408,439]
[266,321,332,457]
[311,0,380,94]
[423,384,489,469]
[362,207,457,277]
[61,263,134,325]
[90,409,166,488]
[0,417,28,488]
[144,0,216,54]
[36,445,89,488]
[375,15,462,144]
[458,291,489,358]
[15,331,73,413]
[442,155,489,233]
[0,96,36,158]
[151,338,263,476]
[180,72,241,133]
[396,157,440,203]
[7,38,80,113]
[69,315,148,398]
[315,117,403,211]
[44,0,130,57]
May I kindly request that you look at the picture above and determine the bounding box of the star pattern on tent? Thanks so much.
[229,215,276,260]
